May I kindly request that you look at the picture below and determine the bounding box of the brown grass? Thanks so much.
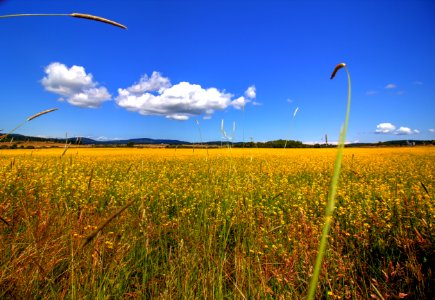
[27,108,58,121]
[70,13,127,29]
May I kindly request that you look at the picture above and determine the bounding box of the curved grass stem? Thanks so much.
[0,13,127,29]
[307,64,351,300]
[0,108,58,142]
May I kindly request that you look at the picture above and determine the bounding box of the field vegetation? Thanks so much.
[0,147,433,299]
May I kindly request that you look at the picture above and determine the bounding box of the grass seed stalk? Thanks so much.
[0,13,127,29]
[307,62,351,299]
[0,108,58,141]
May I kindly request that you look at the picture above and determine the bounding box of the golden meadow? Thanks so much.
[0,147,433,298]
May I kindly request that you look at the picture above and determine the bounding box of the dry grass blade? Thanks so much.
[71,13,127,29]
[87,168,94,190]
[27,108,58,121]
[0,215,10,226]
[420,181,429,195]
[61,143,71,157]
[82,199,135,248]
[371,282,386,300]
[330,62,346,80]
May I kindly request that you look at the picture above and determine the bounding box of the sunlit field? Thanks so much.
[0,147,433,298]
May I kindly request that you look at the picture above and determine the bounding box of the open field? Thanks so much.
[0,147,433,298]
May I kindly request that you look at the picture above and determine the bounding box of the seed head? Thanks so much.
[330,63,346,80]
[293,107,299,118]
[71,13,127,29]
[27,108,58,121]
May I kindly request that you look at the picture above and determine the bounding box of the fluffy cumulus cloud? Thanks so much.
[231,85,259,110]
[395,127,413,135]
[375,123,396,134]
[116,72,255,120]
[41,62,111,108]
[375,123,419,135]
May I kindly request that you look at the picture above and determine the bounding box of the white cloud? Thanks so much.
[366,90,378,96]
[231,96,247,110]
[385,83,397,89]
[231,86,257,110]
[41,62,111,108]
[96,136,110,141]
[125,71,171,94]
[413,81,423,85]
[395,127,413,135]
[116,72,252,120]
[375,123,419,135]
[429,129,435,133]
[245,85,256,99]
[375,123,396,134]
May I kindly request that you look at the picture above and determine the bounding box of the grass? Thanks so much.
[0,13,127,29]
[0,12,432,294]
[0,108,58,142]
[308,62,351,299]
[0,147,433,298]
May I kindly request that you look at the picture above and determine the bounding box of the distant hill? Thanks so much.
[0,133,433,148]
[0,134,188,145]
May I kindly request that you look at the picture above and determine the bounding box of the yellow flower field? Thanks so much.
[0,147,433,298]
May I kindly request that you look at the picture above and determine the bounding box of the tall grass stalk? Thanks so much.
[0,13,127,29]
[307,63,351,299]
[283,107,299,150]
[0,108,58,141]
[195,120,209,160]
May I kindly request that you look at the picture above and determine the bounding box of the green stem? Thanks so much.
[307,66,351,300]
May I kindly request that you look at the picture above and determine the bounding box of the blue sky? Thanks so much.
[1,0,434,143]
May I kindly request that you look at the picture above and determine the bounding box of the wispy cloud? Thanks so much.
[41,62,111,108]
[429,129,435,133]
[115,72,253,120]
[385,83,397,89]
[375,122,419,135]
[365,90,378,96]
[413,81,424,85]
